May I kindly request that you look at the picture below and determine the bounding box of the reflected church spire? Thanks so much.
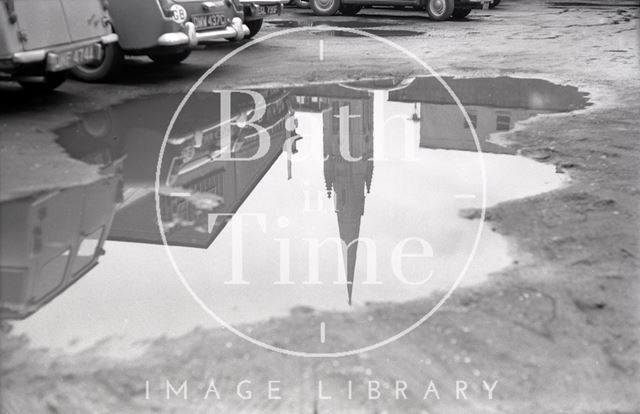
[321,96,374,305]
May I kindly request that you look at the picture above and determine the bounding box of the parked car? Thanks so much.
[290,0,310,7]
[235,0,284,41]
[72,0,282,82]
[309,0,492,20]
[0,0,118,90]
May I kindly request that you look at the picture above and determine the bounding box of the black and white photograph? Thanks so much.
[0,0,638,412]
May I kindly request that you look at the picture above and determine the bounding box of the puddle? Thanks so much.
[546,1,639,7]
[267,19,387,28]
[314,29,423,37]
[267,20,424,37]
[266,19,423,37]
[6,76,589,354]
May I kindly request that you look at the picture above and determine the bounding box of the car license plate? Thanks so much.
[256,5,279,15]
[46,43,102,72]
[192,13,227,30]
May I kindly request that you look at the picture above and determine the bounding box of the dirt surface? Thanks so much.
[1,1,639,413]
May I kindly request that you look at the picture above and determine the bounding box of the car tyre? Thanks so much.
[426,0,454,20]
[71,43,125,82]
[451,8,472,19]
[339,4,362,15]
[246,19,263,38]
[18,71,68,91]
[489,0,500,8]
[311,0,340,16]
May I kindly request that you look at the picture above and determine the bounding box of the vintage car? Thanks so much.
[236,0,284,40]
[72,0,282,82]
[309,0,492,19]
[0,0,118,90]
[0,161,123,320]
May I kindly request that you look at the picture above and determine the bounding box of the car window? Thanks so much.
[70,228,104,277]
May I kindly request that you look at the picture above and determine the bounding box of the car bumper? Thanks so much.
[240,0,285,21]
[10,33,119,66]
[157,17,249,47]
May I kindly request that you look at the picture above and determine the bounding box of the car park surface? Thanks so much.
[0,1,639,412]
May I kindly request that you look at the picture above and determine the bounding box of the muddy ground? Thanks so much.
[1,0,639,413]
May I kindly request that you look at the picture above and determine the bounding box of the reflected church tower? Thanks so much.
[322,97,374,305]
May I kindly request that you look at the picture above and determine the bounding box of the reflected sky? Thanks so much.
[7,76,588,354]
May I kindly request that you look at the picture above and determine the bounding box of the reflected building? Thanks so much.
[58,84,376,304]
[2,78,591,318]
[1,89,294,318]
[389,77,589,154]
[56,90,295,248]
[293,84,371,113]
[294,85,375,304]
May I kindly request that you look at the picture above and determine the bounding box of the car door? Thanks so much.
[58,0,110,42]
[0,1,21,57]
[13,0,71,51]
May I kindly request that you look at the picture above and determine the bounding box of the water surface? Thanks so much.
[9,77,589,353]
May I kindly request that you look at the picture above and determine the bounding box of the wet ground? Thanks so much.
[8,77,585,355]
[266,18,425,36]
[0,0,639,413]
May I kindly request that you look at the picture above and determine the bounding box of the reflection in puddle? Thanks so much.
[265,20,424,37]
[313,29,423,37]
[546,1,637,8]
[266,19,387,28]
[3,77,589,353]
[0,167,122,320]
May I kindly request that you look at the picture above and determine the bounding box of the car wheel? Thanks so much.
[339,4,362,15]
[294,0,310,8]
[18,71,68,91]
[489,0,500,8]
[451,8,472,19]
[246,19,263,38]
[148,49,192,64]
[426,0,454,20]
[311,0,340,16]
[71,43,125,82]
